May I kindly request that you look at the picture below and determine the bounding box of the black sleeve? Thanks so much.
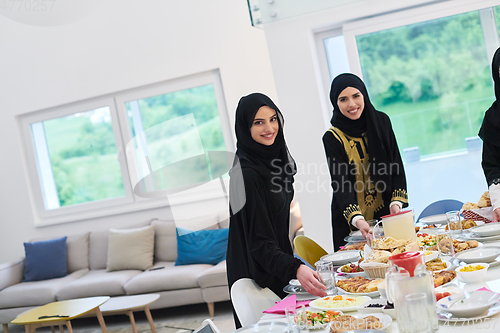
[322,131,362,223]
[482,140,500,186]
[382,115,409,207]
[240,171,302,283]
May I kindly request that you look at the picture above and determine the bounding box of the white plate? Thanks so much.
[283,284,309,295]
[435,285,465,297]
[454,246,500,264]
[337,286,380,297]
[435,276,458,288]
[304,309,343,329]
[234,321,287,333]
[436,290,500,318]
[420,214,448,225]
[469,222,500,237]
[309,295,372,312]
[427,260,451,273]
[321,250,361,266]
[351,313,392,330]
[336,263,366,277]
[437,302,500,322]
[462,232,500,242]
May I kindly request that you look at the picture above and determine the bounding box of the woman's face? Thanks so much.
[337,87,365,120]
[250,105,279,145]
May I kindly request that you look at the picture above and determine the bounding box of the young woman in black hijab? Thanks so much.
[227,93,326,328]
[479,47,500,222]
[322,73,408,251]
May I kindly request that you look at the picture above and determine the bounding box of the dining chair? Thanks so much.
[293,235,328,267]
[230,278,281,327]
[417,199,464,222]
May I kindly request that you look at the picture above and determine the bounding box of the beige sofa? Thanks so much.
[0,216,230,331]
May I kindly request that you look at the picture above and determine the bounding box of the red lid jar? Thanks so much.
[388,251,424,277]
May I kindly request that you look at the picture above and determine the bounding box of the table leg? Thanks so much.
[59,324,64,333]
[127,310,137,333]
[66,321,73,333]
[94,308,107,333]
[2,323,8,333]
[144,305,157,333]
[24,325,31,333]
[51,326,55,333]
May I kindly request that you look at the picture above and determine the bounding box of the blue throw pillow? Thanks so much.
[175,228,229,266]
[24,236,68,282]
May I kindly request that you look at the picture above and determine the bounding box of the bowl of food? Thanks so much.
[423,250,439,262]
[436,290,500,318]
[357,298,387,314]
[455,263,490,283]
[381,302,396,320]
[304,309,343,329]
[377,281,387,299]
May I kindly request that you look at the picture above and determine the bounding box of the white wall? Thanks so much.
[0,0,278,263]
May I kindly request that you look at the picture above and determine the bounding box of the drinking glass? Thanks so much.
[315,260,337,295]
[403,292,433,333]
[446,210,462,237]
[436,230,454,257]
[285,304,307,333]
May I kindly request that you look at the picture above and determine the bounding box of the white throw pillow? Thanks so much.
[106,225,155,271]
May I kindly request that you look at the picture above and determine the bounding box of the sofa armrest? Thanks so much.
[0,258,24,291]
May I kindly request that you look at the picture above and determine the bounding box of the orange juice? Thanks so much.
[381,210,417,241]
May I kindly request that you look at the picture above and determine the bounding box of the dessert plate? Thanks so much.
[420,214,448,225]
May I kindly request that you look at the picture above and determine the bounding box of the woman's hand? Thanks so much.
[493,207,500,222]
[390,204,401,214]
[356,219,373,242]
[296,265,327,297]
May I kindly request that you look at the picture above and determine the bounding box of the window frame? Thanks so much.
[18,69,233,226]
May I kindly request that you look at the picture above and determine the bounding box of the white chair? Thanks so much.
[230,278,281,327]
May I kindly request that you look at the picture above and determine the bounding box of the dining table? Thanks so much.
[257,240,500,333]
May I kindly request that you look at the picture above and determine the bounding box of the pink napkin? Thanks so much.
[476,287,499,294]
[262,294,311,314]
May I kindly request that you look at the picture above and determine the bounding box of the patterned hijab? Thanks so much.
[329,73,393,190]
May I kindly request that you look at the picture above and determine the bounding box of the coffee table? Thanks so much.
[99,294,160,333]
[11,296,109,333]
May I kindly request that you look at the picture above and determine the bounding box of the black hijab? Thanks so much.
[233,93,296,186]
[329,73,393,191]
[479,47,500,147]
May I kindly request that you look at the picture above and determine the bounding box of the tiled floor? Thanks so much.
[5,301,236,333]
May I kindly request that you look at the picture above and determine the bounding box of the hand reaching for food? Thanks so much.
[357,219,373,241]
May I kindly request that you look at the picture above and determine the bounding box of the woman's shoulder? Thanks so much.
[373,110,391,123]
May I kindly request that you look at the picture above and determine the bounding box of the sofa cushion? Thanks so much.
[30,232,90,273]
[56,269,141,300]
[152,215,220,262]
[123,261,210,295]
[0,269,88,308]
[197,260,228,288]
[89,220,150,270]
[151,219,177,262]
[24,236,67,282]
[175,228,228,266]
[106,225,155,271]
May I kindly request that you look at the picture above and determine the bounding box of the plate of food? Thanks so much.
[336,276,383,297]
[425,258,451,272]
[303,309,343,329]
[417,233,437,247]
[328,313,392,333]
[337,263,365,277]
[420,214,448,225]
[434,285,465,302]
[309,295,372,312]
[337,287,379,298]
[321,250,361,266]
[433,270,458,288]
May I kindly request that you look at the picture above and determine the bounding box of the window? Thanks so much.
[337,3,500,158]
[20,70,232,225]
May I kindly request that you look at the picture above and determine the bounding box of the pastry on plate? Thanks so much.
[336,276,384,293]
[433,270,457,287]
